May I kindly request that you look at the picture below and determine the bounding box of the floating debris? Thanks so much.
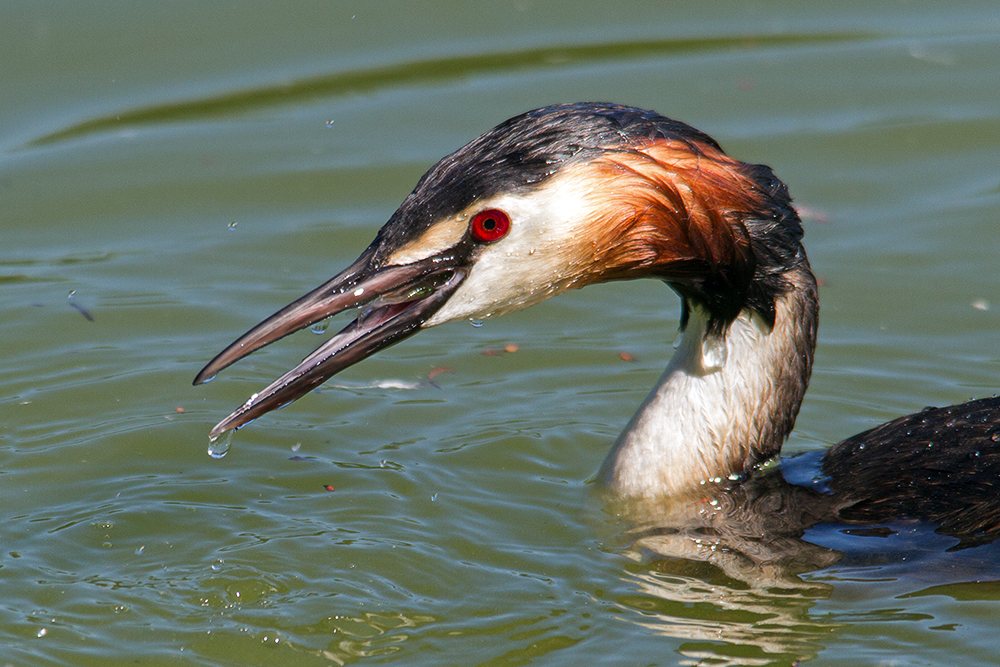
[67,290,94,322]
[427,366,453,380]
[482,343,520,356]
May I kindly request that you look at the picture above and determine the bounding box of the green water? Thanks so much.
[3,1,1000,665]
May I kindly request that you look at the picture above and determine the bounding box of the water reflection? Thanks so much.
[615,568,829,665]
[606,448,1000,665]
[604,462,831,664]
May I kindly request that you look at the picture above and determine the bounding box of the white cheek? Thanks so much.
[426,185,593,326]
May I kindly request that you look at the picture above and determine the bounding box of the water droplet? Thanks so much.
[291,442,301,453]
[37,628,47,638]
[356,303,375,327]
[310,317,331,335]
[325,119,336,127]
[991,431,1000,442]
[671,329,682,349]
[469,319,484,328]
[134,545,145,555]
[208,430,235,459]
[68,290,76,298]
[227,221,238,231]
[430,493,438,501]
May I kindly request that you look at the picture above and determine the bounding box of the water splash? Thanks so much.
[227,221,238,231]
[207,430,235,459]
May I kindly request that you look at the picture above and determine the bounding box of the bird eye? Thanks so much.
[470,209,511,243]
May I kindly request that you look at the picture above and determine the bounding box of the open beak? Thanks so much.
[194,244,468,439]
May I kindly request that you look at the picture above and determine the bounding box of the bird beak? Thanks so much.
[194,243,468,439]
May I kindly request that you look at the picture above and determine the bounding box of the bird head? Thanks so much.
[194,103,803,438]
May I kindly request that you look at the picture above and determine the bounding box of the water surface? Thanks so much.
[2,1,1000,665]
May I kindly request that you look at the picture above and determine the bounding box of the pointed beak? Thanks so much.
[194,244,468,439]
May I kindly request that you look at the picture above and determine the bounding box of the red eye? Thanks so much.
[470,209,511,243]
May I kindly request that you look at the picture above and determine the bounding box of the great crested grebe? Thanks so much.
[195,103,1000,519]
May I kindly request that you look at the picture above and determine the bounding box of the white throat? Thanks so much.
[598,275,816,499]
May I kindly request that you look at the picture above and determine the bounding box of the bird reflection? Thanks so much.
[604,435,1000,665]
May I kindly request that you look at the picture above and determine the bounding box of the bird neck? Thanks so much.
[598,266,818,499]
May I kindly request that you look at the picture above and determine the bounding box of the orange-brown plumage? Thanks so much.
[196,103,812,446]
[579,139,762,282]
[195,103,1000,540]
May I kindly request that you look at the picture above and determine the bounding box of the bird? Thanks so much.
[194,103,1000,540]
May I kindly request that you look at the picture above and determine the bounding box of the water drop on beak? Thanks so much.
[207,430,235,459]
